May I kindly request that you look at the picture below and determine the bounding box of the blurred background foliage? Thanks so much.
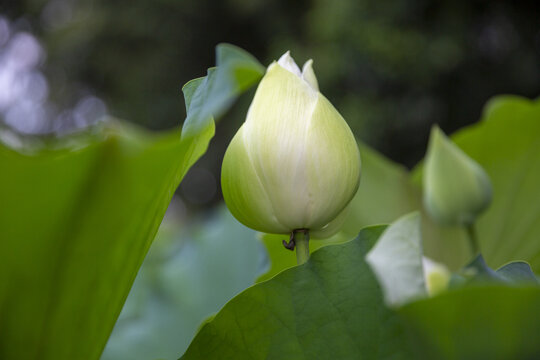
[1,0,540,359]
[101,204,266,360]
[2,0,540,209]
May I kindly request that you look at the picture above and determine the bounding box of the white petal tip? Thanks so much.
[277,51,302,77]
[302,59,313,73]
[301,59,319,91]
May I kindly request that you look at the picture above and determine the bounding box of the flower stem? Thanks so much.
[466,223,479,256]
[294,229,310,265]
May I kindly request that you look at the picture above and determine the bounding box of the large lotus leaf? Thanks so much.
[0,123,211,360]
[415,96,540,271]
[181,227,540,360]
[399,285,540,359]
[0,43,263,360]
[181,225,414,360]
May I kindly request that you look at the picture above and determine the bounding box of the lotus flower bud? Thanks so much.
[423,126,492,225]
[422,257,451,296]
[221,51,361,238]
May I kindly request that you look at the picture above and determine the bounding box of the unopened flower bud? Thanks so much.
[422,257,451,296]
[221,51,361,238]
[423,126,492,225]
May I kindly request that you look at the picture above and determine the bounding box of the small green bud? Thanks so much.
[422,257,451,296]
[423,126,492,226]
[221,51,361,238]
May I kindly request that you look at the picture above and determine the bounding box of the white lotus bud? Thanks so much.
[221,51,361,238]
[423,126,492,226]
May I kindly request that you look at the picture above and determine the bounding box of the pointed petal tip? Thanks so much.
[301,59,319,91]
[302,59,314,71]
[277,51,302,77]
[429,125,447,147]
[430,124,443,135]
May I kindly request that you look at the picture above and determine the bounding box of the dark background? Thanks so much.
[1,0,540,210]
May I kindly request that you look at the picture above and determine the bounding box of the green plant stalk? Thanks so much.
[295,230,310,265]
[466,223,479,256]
